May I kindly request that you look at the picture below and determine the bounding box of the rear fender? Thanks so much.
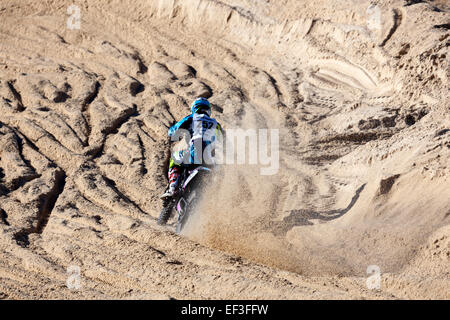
[182,166,211,189]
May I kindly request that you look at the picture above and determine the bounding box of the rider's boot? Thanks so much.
[160,165,181,199]
[160,188,176,199]
[160,180,179,199]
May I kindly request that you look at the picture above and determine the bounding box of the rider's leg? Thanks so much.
[168,164,181,193]
[159,159,182,224]
[161,158,182,198]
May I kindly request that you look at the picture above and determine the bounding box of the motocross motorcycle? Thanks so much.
[158,166,212,233]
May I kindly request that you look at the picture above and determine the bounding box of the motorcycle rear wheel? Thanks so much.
[157,203,173,225]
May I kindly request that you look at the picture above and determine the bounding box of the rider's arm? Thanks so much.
[168,114,193,138]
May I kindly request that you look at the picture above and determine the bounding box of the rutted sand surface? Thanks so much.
[0,0,449,299]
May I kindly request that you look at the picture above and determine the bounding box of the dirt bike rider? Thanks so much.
[159,97,223,219]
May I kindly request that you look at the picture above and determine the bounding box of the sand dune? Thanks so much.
[0,0,448,299]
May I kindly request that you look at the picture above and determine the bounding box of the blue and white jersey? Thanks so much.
[168,112,223,165]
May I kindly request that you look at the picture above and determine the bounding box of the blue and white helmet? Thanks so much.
[191,97,211,116]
